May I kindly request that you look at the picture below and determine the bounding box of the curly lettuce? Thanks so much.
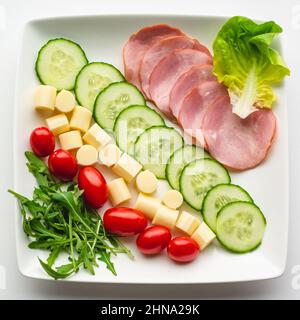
[213,16,290,119]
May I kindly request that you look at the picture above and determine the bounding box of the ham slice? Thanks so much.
[178,81,228,146]
[149,48,212,116]
[123,24,184,88]
[123,24,277,171]
[202,97,276,170]
[140,36,211,98]
[169,64,215,118]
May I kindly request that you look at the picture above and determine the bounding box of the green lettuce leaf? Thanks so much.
[213,16,290,118]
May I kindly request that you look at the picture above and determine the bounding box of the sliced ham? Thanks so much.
[140,36,211,98]
[169,64,215,119]
[123,24,184,88]
[202,97,276,170]
[149,48,212,116]
[178,81,228,146]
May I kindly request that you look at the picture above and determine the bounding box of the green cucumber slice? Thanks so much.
[35,38,88,90]
[93,82,145,131]
[166,145,211,190]
[75,62,124,111]
[216,201,266,253]
[113,105,165,155]
[202,184,253,232]
[134,126,184,179]
[180,158,230,210]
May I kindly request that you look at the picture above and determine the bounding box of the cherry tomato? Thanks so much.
[30,127,55,157]
[167,237,200,263]
[136,225,171,255]
[103,207,148,236]
[78,166,108,208]
[48,149,78,181]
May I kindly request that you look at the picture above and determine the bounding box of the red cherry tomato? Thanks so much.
[48,149,78,181]
[30,127,55,157]
[78,166,108,208]
[167,237,200,263]
[103,207,148,236]
[136,226,171,255]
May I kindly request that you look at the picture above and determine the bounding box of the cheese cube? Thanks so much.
[134,193,161,220]
[176,211,200,235]
[191,222,216,250]
[162,189,183,209]
[98,144,122,167]
[107,178,131,206]
[76,145,97,166]
[46,114,70,135]
[83,123,111,150]
[112,153,142,183]
[55,89,76,113]
[59,130,83,150]
[35,85,57,111]
[70,106,92,132]
[136,170,157,194]
[153,205,179,229]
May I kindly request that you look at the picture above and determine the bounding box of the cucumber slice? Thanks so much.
[75,62,124,111]
[94,82,145,131]
[134,126,184,179]
[166,145,211,191]
[114,105,165,155]
[180,158,230,210]
[216,201,266,253]
[35,38,88,90]
[202,184,253,232]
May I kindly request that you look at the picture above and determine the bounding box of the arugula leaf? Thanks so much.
[74,232,83,252]
[39,258,74,279]
[108,237,134,260]
[51,191,102,239]
[56,263,76,274]
[25,152,54,187]
[8,190,34,236]
[80,243,95,275]
[47,247,61,267]
[28,239,68,249]
[33,187,51,203]
[99,250,117,276]
[9,151,133,280]
[29,219,64,240]
[25,151,49,171]
[8,189,29,202]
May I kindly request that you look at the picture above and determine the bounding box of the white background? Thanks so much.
[0,0,299,299]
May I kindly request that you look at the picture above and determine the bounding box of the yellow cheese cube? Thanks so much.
[46,114,70,136]
[70,106,92,132]
[83,123,112,150]
[107,178,131,206]
[153,205,179,229]
[191,222,216,250]
[59,130,83,151]
[112,153,142,183]
[136,170,157,194]
[35,85,57,111]
[176,211,200,235]
[162,189,183,209]
[134,193,161,220]
[76,145,97,166]
[98,144,122,167]
[55,89,76,113]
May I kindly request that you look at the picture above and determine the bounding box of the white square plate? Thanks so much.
[13,14,289,283]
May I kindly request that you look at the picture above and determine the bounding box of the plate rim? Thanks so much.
[12,13,289,284]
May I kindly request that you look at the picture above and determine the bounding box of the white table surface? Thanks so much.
[0,0,299,300]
